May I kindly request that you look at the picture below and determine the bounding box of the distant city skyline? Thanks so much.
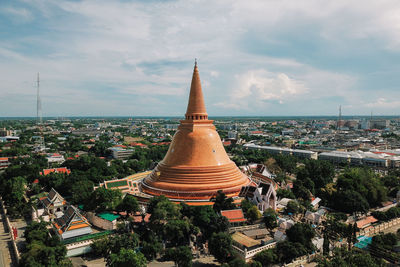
[1,0,400,117]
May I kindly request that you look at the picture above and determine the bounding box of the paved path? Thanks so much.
[11,218,27,253]
[0,213,12,267]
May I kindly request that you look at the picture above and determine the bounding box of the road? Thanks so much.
[0,213,12,267]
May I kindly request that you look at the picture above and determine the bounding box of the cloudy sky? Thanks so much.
[1,0,400,117]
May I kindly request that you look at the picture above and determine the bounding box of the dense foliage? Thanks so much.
[317,248,385,267]
[20,221,69,266]
[325,168,387,214]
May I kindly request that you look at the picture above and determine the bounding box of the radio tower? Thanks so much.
[36,73,42,125]
[337,105,342,131]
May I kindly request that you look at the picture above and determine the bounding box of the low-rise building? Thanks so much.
[46,153,65,164]
[221,209,247,225]
[0,157,10,169]
[108,147,134,160]
[53,206,92,240]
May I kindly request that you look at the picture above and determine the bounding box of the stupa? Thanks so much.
[141,62,250,201]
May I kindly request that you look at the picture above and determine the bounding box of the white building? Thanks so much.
[252,182,277,212]
[108,147,135,160]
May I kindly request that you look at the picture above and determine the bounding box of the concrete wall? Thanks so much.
[85,212,116,230]
[233,241,277,261]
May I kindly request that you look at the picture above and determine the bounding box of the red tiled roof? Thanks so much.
[221,209,246,223]
[151,142,171,146]
[223,141,231,146]
[129,142,147,147]
[131,213,150,223]
[357,216,378,228]
[0,157,9,161]
[41,167,71,176]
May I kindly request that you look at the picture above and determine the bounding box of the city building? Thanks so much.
[108,147,135,160]
[370,119,390,130]
[244,144,318,160]
[46,153,65,164]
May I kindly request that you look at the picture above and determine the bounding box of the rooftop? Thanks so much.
[232,232,261,248]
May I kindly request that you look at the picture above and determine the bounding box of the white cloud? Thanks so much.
[215,69,308,110]
[1,0,400,116]
[365,98,400,109]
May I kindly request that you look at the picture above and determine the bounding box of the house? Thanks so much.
[276,198,293,211]
[34,188,68,222]
[221,209,247,225]
[305,209,326,225]
[311,197,321,208]
[46,153,65,164]
[356,216,378,229]
[242,229,269,240]
[277,218,294,230]
[232,232,261,250]
[53,206,92,240]
[274,230,287,242]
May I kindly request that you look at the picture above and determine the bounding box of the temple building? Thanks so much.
[140,62,251,202]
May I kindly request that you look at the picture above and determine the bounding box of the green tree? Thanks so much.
[317,247,385,267]
[276,189,295,199]
[253,249,277,267]
[263,208,278,232]
[285,200,300,215]
[108,233,140,254]
[165,246,193,267]
[332,168,386,212]
[118,194,140,217]
[85,187,122,212]
[209,232,234,263]
[286,223,315,252]
[141,239,162,261]
[20,221,68,266]
[275,241,308,263]
[71,180,93,204]
[213,190,236,212]
[241,199,254,214]
[163,219,192,246]
[90,237,109,257]
[107,248,147,267]
[246,206,262,223]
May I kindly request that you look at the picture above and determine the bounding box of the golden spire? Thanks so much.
[185,60,208,120]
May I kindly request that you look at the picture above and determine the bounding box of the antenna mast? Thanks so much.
[337,105,342,131]
[36,73,42,125]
